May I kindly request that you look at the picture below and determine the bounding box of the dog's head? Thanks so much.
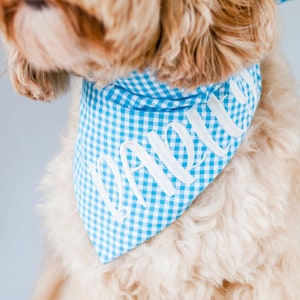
[0,0,276,100]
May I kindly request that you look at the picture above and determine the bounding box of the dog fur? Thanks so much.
[1,0,276,98]
[0,0,300,299]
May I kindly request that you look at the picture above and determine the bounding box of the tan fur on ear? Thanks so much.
[2,0,161,85]
[153,0,277,88]
[0,0,276,97]
[0,4,5,34]
[7,44,70,101]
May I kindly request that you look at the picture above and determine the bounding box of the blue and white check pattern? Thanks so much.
[73,64,261,264]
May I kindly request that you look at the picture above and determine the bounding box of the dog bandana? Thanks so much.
[73,64,261,263]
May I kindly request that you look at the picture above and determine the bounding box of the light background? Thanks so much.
[0,2,299,299]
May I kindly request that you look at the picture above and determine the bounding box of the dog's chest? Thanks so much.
[73,66,261,263]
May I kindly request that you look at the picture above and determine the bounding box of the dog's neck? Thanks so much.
[74,65,261,263]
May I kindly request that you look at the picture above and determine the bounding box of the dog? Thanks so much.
[1,0,300,299]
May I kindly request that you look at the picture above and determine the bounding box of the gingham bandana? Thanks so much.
[73,64,261,263]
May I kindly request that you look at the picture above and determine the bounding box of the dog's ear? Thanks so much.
[0,5,4,34]
[0,2,70,101]
[153,0,277,88]
[0,1,9,37]
[6,44,70,101]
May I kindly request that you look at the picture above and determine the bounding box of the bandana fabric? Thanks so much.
[73,64,261,264]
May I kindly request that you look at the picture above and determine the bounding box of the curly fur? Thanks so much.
[32,49,300,299]
[0,0,299,299]
[1,0,276,99]
[6,44,70,100]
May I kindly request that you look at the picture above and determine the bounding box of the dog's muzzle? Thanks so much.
[25,0,48,9]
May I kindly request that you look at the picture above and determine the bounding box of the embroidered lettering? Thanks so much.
[120,141,176,206]
[86,71,259,222]
[186,107,228,157]
[164,122,195,171]
[148,128,194,184]
[230,80,247,105]
[207,94,244,138]
[88,156,131,223]
[239,69,258,101]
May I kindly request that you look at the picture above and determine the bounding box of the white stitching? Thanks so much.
[230,80,247,105]
[88,157,130,223]
[120,141,176,205]
[207,94,244,138]
[148,131,195,184]
[164,122,195,171]
[186,107,228,157]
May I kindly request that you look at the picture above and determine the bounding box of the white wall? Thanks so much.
[0,2,299,299]
[0,53,71,298]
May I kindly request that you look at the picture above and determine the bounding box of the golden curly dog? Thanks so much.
[1,0,300,299]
